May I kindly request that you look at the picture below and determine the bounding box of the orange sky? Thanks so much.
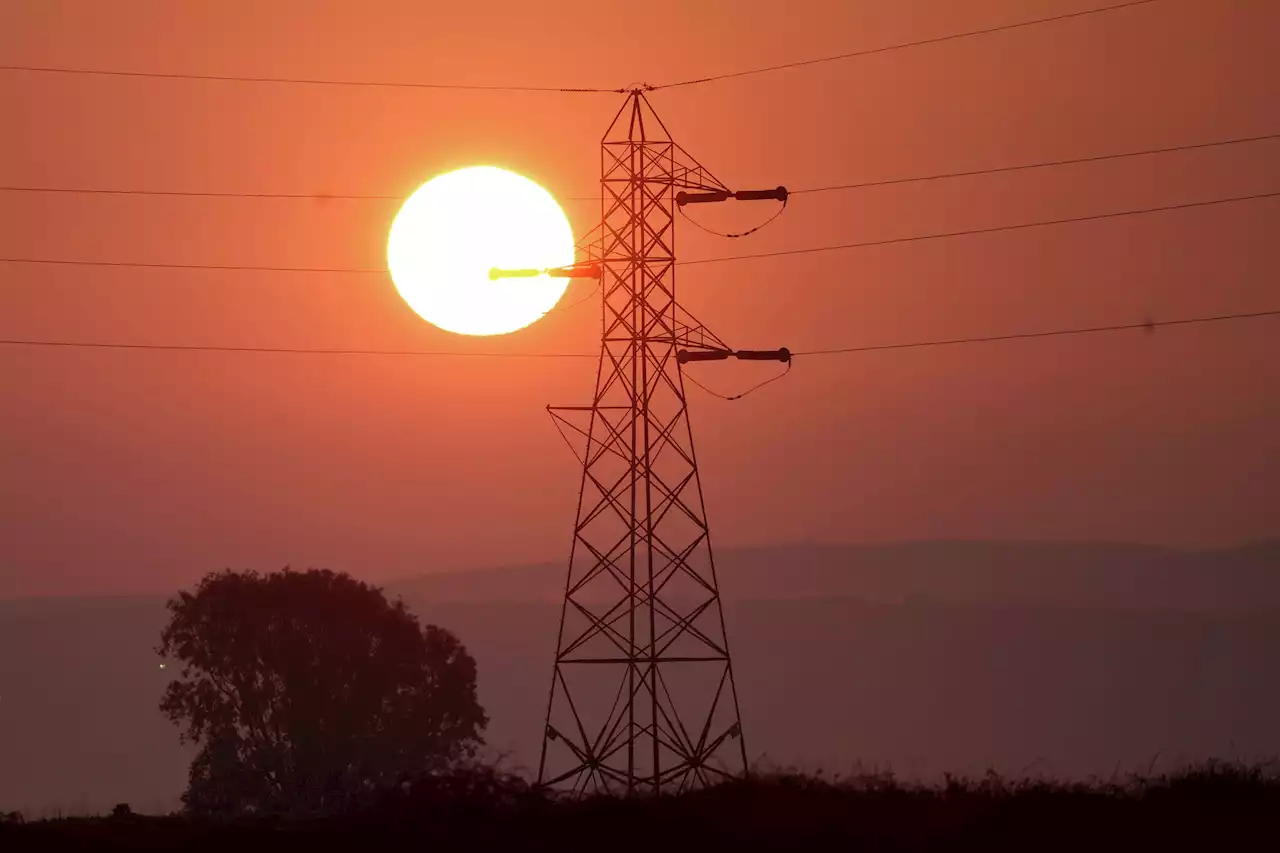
[2,0,1278,598]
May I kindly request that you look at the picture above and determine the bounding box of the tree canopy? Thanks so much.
[158,568,487,815]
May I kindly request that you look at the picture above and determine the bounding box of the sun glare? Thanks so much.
[386,166,576,336]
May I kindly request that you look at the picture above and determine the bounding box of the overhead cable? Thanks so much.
[0,338,596,358]
[3,1,1161,96]
[4,190,1273,277]
[650,0,1163,90]
[791,309,1280,356]
[5,130,1273,204]
[0,63,623,94]
[2,2,1160,96]
[0,257,386,274]
[684,362,793,400]
[790,132,1280,196]
[2,309,1275,360]
[677,191,1280,267]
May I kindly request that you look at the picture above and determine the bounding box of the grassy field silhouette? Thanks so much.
[3,760,1275,852]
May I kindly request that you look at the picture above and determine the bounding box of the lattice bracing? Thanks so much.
[537,91,747,796]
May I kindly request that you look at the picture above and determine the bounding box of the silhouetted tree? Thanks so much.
[158,568,487,816]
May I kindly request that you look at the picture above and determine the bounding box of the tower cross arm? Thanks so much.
[671,305,730,352]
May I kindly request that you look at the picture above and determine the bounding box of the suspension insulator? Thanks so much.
[677,349,732,364]
[489,268,542,280]
[734,187,788,202]
[548,263,601,279]
[676,190,731,206]
[734,347,791,363]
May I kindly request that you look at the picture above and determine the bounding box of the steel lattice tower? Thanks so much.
[534,90,787,796]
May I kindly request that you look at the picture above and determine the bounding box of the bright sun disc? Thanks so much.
[387,166,575,336]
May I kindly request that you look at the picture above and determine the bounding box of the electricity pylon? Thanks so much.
[499,90,788,797]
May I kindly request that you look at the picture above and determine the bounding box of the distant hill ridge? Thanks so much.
[1,541,1275,613]
[386,540,1280,611]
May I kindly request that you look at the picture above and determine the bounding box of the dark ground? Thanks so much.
[2,762,1275,852]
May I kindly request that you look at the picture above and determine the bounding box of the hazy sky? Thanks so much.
[2,0,1277,598]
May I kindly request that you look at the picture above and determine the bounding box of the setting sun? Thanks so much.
[386,166,575,336]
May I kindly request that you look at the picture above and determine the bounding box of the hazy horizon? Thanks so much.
[4,540,1279,815]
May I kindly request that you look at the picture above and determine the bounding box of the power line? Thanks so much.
[0,338,595,358]
[684,362,792,401]
[3,132,1272,205]
[790,132,1280,196]
[0,1,1159,97]
[0,183,600,203]
[0,63,622,94]
[557,282,603,311]
[0,258,385,274]
[792,309,1280,356]
[650,0,1163,90]
[1,308,1274,360]
[0,186,407,202]
[3,190,1272,278]
[0,191,1265,274]
[678,190,1280,267]
[4,114,1273,207]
